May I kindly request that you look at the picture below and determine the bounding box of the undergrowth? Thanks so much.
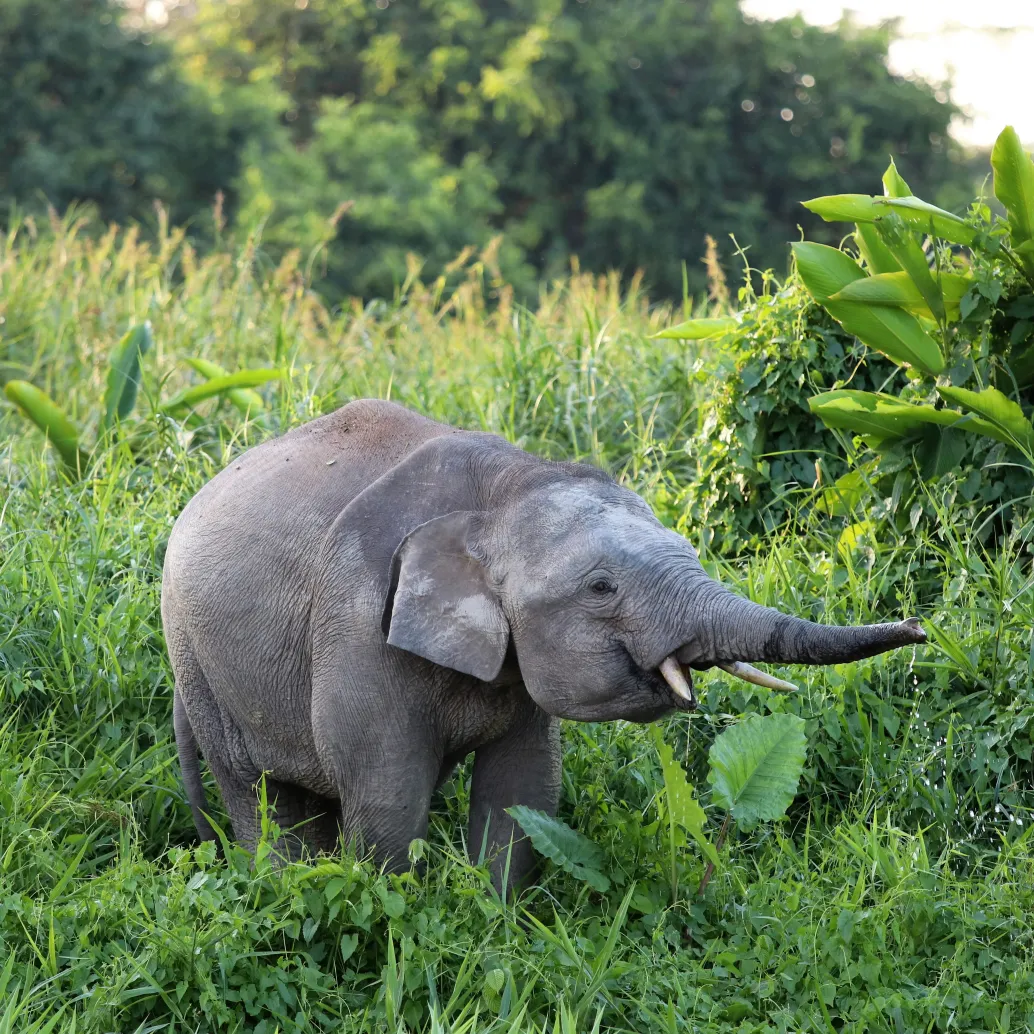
[2,216,1033,1032]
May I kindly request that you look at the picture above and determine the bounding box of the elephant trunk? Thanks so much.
[692,584,926,667]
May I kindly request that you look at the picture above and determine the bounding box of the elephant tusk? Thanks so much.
[659,655,696,706]
[718,660,798,693]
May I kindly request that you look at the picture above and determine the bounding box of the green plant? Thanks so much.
[507,805,611,893]
[796,128,1034,476]
[650,715,806,898]
[660,128,1034,556]
[0,0,266,228]
[3,320,288,477]
[649,726,718,902]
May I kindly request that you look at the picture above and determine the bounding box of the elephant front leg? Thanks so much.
[469,706,560,895]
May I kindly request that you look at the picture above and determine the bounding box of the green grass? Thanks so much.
[2,215,1033,1032]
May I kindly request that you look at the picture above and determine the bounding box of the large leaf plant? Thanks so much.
[662,126,1034,496]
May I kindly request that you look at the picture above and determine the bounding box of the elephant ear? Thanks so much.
[382,510,509,682]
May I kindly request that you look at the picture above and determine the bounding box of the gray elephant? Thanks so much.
[162,399,924,889]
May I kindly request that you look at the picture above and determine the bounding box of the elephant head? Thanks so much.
[383,464,925,722]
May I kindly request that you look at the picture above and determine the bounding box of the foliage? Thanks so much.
[3,318,287,478]
[507,806,610,893]
[659,128,1034,556]
[655,271,899,555]
[173,0,968,300]
[707,713,807,828]
[650,725,719,896]
[0,0,265,228]
[235,98,534,299]
[798,130,1034,477]
[3,217,1034,1031]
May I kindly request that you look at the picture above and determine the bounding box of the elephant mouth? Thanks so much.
[656,654,799,709]
[620,645,698,713]
[657,656,698,711]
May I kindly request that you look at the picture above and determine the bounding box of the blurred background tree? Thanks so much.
[0,0,274,228]
[1,0,969,301]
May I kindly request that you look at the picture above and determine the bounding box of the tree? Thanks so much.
[178,0,968,299]
[0,0,263,226]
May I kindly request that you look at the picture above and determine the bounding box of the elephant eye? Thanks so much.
[590,578,617,595]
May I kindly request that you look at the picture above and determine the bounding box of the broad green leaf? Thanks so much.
[184,358,265,416]
[794,242,944,373]
[801,194,881,224]
[101,322,153,434]
[837,519,874,560]
[817,466,874,517]
[831,271,972,321]
[507,806,610,892]
[804,192,976,246]
[854,223,901,274]
[160,368,286,415]
[792,242,867,301]
[708,713,808,830]
[882,158,912,198]
[874,214,945,323]
[809,390,961,441]
[650,728,720,866]
[873,197,978,247]
[937,385,1034,452]
[4,380,85,474]
[916,424,969,480]
[991,126,1034,249]
[652,317,737,340]
[822,302,944,374]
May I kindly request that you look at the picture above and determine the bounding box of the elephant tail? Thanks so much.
[173,687,217,842]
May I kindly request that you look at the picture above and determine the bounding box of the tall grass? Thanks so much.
[2,216,1033,1032]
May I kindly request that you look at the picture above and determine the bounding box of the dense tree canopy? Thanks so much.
[1,0,967,299]
[177,0,966,299]
[0,0,264,226]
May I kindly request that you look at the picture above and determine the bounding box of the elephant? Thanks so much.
[162,398,925,890]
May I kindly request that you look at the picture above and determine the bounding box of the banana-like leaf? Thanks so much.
[916,424,969,479]
[991,126,1034,273]
[837,519,875,560]
[873,197,978,247]
[101,322,153,434]
[882,158,912,199]
[802,194,881,224]
[507,806,610,892]
[707,713,807,831]
[792,242,867,301]
[828,303,944,375]
[809,390,962,441]
[854,223,901,275]
[184,358,265,416]
[831,271,972,321]
[652,317,737,340]
[804,192,975,247]
[160,368,286,415]
[937,385,1034,451]
[4,380,86,474]
[874,214,945,323]
[794,244,944,374]
[650,728,720,866]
